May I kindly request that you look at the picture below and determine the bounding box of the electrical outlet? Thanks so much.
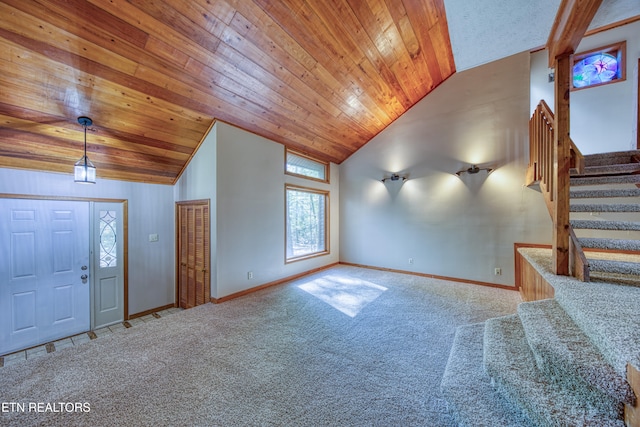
[408,258,414,264]
[494,268,502,276]
[247,271,254,280]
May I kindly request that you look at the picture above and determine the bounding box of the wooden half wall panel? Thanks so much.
[514,243,555,302]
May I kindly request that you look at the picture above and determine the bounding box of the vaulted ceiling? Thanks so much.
[0,0,453,184]
[0,1,637,185]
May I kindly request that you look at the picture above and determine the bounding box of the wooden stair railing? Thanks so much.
[527,100,589,280]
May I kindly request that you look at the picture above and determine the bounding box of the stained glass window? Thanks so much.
[99,210,117,268]
[571,42,625,90]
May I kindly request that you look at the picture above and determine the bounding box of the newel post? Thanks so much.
[552,53,572,275]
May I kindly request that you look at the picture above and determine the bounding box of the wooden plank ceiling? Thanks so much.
[0,0,455,184]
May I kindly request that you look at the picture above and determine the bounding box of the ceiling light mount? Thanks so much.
[455,165,493,176]
[74,116,96,184]
[381,173,407,183]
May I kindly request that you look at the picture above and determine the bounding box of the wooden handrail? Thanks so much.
[569,227,590,281]
[527,100,584,187]
[528,99,588,280]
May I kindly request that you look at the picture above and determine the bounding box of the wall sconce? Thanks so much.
[74,116,96,184]
[381,173,407,183]
[455,165,493,176]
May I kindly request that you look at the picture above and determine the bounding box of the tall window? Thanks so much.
[286,185,329,262]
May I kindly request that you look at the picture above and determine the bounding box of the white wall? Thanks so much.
[174,124,218,287]
[214,122,339,299]
[0,168,175,315]
[339,52,551,287]
[176,122,340,299]
[530,20,640,154]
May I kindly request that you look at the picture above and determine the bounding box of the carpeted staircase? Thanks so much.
[441,151,640,426]
[570,150,640,283]
[441,249,640,426]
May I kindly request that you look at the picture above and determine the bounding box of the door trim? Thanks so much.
[0,194,129,321]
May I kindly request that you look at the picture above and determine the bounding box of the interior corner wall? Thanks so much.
[213,122,339,299]
[0,168,176,315]
[174,122,218,297]
[339,52,550,287]
[530,20,640,154]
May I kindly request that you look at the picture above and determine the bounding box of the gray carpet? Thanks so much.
[483,315,624,426]
[0,265,521,427]
[570,188,640,198]
[571,175,640,186]
[580,151,640,167]
[518,248,640,376]
[517,299,634,405]
[440,323,534,427]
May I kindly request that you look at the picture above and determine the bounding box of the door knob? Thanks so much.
[81,274,88,280]
[81,265,88,270]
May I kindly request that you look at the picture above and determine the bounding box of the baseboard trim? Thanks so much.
[130,303,176,319]
[211,262,340,304]
[339,262,519,291]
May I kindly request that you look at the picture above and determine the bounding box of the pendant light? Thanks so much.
[74,116,96,184]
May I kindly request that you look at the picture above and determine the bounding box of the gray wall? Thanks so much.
[339,52,551,287]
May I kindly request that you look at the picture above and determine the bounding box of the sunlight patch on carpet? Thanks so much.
[298,275,387,317]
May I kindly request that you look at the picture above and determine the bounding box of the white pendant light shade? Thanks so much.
[74,155,96,183]
[75,116,96,184]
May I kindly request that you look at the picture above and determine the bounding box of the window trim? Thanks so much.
[284,184,330,264]
[285,148,330,184]
[570,41,626,91]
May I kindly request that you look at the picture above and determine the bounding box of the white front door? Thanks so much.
[0,199,90,355]
[92,202,124,329]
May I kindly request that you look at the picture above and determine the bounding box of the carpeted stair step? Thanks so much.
[483,314,624,426]
[570,188,640,198]
[571,174,640,186]
[441,323,534,427]
[571,163,640,177]
[518,247,640,378]
[571,219,640,231]
[587,258,640,276]
[517,299,635,405]
[579,237,640,252]
[551,276,640,379]
[582,150,640,167]
[590,271,640,287]
[570,203,640,213]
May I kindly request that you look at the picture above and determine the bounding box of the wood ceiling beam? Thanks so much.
[547,0,603,67]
